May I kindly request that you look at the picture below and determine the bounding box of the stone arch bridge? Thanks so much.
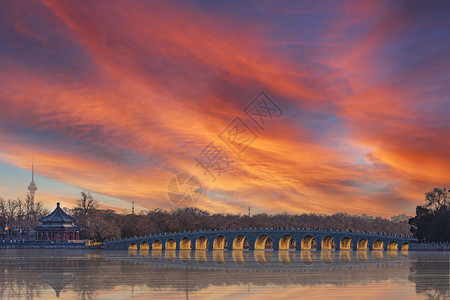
[105,229,414,251]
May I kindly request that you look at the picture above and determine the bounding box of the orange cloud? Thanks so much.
[0,0,447,217]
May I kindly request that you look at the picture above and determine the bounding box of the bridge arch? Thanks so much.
[339,237,352,250]
[357,238,368,250]
[373,239,384,251]
[195,236,208,250]
[152,240,162,250]
[140,241,149,250]
[387,241,398,250]
[255,234,273,250]
[128,242,138,250]
[213,235,228,250]
[321,235,335,250]
[165,238,176,250]
[232,235,249,250]
[401,242,409,251]
[300,235,316,250]
[180,237,192,250]
[279,234,296,250]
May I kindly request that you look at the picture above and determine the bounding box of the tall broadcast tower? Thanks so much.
[27,159,37,208]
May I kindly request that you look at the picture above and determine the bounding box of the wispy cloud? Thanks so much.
[0,0,448,216]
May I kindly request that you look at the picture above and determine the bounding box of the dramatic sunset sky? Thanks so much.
[0,0,448,216]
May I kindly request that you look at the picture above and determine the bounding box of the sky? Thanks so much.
[0,0,448,216]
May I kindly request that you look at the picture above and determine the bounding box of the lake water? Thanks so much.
[0,249,448,299]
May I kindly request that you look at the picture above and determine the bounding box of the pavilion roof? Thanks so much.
[39,202,76,223]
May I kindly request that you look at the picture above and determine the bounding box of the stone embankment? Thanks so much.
[410,242,450,251]
[0,240,88,249]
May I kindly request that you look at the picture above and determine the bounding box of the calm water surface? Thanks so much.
[0,249,448,299]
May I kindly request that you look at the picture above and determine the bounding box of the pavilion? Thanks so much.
[35,202,81,241]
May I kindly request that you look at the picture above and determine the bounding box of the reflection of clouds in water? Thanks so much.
[0,250,447,299]
[408,253,450,300]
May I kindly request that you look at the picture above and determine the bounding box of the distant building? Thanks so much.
[35,202,81,241]
[391,214,413,223]
[361,214,374,220]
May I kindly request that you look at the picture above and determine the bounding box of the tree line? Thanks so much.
[409,187,450,242]
[0,195,48,237]
[3,190,425,242]
[68,192,410,241]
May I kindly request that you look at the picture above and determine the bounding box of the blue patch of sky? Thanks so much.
[0,118,161,172]
[203,188,241,206]
[341,179,394,194]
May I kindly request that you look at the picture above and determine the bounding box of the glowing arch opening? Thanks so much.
[301,235,316,250]
[195,236,208,250]
[279,234,296,250]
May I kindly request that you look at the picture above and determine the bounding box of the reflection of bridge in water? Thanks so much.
[122,249,411,270]
[106,228,415,251]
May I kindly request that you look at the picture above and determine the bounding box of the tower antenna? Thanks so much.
[32,156,34,182]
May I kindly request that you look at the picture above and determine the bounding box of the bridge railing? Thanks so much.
[106,228,412,243]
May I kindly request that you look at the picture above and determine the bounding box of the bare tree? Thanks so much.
[5,199,18,238]
[75,191,99,216]
[15,199,25,236]
[425,187,449,211]
[0,198,6,235]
